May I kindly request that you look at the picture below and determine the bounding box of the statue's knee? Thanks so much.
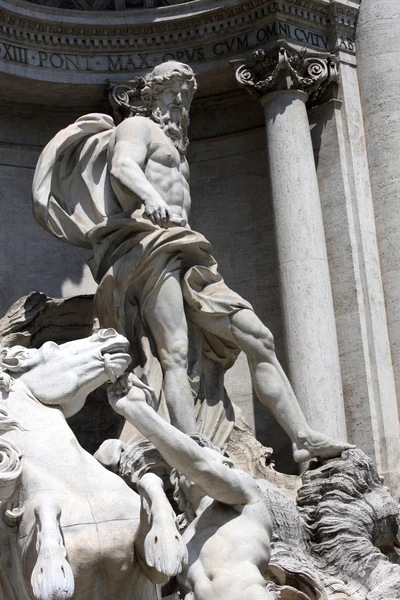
[161,339,188,370]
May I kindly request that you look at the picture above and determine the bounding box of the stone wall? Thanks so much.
[0,104,97,315]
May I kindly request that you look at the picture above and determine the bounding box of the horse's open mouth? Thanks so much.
[101,341,130,356]
[101,342,131,382]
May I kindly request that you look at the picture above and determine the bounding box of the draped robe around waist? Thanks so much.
[33,113,253,445]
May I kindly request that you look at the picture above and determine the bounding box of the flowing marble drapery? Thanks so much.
[33,113,252,446]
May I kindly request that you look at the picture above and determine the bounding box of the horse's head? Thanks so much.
[0,329,131,417]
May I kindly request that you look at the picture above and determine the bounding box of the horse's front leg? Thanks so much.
[136,472,188,583]
[24,497,74,600]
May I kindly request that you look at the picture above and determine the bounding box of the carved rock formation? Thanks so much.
[256,450,400,600]
[298,450,400,599]
[0,291,94,349]
[1,294,400,599]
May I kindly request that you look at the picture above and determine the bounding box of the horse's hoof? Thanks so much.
[29,501,75,600]
[31,547,74,600]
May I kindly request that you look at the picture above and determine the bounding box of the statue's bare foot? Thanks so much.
[293,431,355,463]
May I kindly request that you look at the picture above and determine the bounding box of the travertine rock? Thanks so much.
[258,450,400,600]
[298,449,400,599]
[0,290,94,349]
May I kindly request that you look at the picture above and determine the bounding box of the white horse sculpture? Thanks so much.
[0,329,185,600]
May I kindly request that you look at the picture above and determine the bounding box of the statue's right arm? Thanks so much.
[109,118,171,226]
[108,377,260,506]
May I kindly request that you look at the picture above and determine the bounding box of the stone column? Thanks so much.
[355,1,400,492]
[356,3,400,409]
[235,47,347,440]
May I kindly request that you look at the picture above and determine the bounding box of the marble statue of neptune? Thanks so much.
[33,61,351,462]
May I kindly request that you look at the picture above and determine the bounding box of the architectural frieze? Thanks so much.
[0,0,358,83]
[0,0,356,45]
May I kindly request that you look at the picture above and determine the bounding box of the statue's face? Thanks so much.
[157,78,192,120]
[11,329,131,418]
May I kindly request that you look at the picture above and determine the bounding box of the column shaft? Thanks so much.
[355,0,400,491]
[357,1,400,409]
[262,89,347,439]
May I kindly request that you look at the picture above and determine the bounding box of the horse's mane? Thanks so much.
[0,348,28,529]
[0,346,37,393]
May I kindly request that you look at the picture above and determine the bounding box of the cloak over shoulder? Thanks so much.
[32,113,118,248]
[33,113,253,447]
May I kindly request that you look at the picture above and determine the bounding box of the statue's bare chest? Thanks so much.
[151,142,180,169]
[149,129,188,173]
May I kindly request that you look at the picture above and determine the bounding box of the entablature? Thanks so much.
[0,0,359,90]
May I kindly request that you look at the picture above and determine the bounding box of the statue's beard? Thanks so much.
[151,107,190,155]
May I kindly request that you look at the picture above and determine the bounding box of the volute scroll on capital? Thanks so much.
[234,43,339,105]
[108,77,149,124]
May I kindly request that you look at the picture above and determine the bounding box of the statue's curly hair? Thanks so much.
[141,61,197,109]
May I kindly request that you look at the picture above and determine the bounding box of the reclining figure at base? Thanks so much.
[106,373,400,600]
[108,373,279,600]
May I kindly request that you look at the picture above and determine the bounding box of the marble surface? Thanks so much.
[33,62,352,468]
[0,322,398,599]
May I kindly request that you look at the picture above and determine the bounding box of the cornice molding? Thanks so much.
[0,0,359,87]
[0,0,358,48]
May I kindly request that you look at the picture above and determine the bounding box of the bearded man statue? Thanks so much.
[32,61,352,463]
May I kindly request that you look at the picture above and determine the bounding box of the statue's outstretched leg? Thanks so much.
[229,309,354,463]
[190,306,353,462]
[27,498,74,600]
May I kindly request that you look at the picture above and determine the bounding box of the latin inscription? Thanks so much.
[0,23,355,73]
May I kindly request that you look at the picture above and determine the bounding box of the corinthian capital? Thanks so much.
[235,45,339,104]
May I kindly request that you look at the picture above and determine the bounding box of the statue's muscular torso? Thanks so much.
[178,494,274,600]
[109,115,191,223]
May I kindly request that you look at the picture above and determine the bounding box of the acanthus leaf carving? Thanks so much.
[235,44,339,104]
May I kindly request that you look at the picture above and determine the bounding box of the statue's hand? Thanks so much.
[144,197,171,228]
[107,374,154,416]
